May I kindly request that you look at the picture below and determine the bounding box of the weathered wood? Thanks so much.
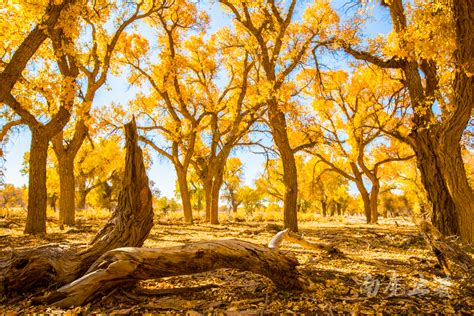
[0,119,154,294]
[268,228,290,249]
[37,239,315,308]
[269,229,343,255]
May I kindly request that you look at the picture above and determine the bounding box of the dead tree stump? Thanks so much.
[0,118,154,294]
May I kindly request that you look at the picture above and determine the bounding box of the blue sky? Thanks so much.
[2,1,392,198]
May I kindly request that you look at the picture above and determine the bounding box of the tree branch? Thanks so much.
[342,44,405,69]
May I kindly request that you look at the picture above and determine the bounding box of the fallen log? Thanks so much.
[0,118,154,294]
[37,239,316,308]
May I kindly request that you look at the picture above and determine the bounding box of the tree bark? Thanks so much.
[355,145,386,225]
[39,240,314,308]
[353,176,371,223]
[176,168,193,224]
[411,132,473,242]
[52,120,89,225]
[24,130,49,234]
[76,177,88,210]
[439,140,474,243]
[204,179,212,221]
[209,168,224,224]
[1,119,154,294]
[321,200,327,217]
[195,195,202,212]
[229,189,239,213]
[444,0,474,243]
[199,147,233,224]
[57,156,76,226]
[411,131,460,237]
[268,105,298,232]
[369,180,380,224]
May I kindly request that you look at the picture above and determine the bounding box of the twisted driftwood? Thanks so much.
[37,240,316,307]
[31,229,346,307]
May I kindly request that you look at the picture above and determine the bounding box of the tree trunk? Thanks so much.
[39,240,314,308]
[439,0,474,243]
[389,0,473,242]
[52,120,88,223]
[230,189,239,213]
[339,0,473,241]
[369,180,380,224]
[76,178,88,210]
[195,190,203,213]
[342,0,473,242]
[24,130,49,235]
[411,131,460,237]
[204,179,211,221]
[57,156,75,226]
[232,200,238,213]
[321,201,327,217]
[209,169,224,224]
[412,131,474,242]
[210,190,219,224]
[354,178,371,223]
[439,140,474,243]
[1,119,154,294]
[176,168,193,224]
[268,106,298,232]
[203,149,232,224]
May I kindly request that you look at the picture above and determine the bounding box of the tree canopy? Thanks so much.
[0,0,472,242]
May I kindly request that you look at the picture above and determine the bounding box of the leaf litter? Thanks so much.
[0,215,473,314]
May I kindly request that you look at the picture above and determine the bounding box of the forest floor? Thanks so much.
[1,212,473,314]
